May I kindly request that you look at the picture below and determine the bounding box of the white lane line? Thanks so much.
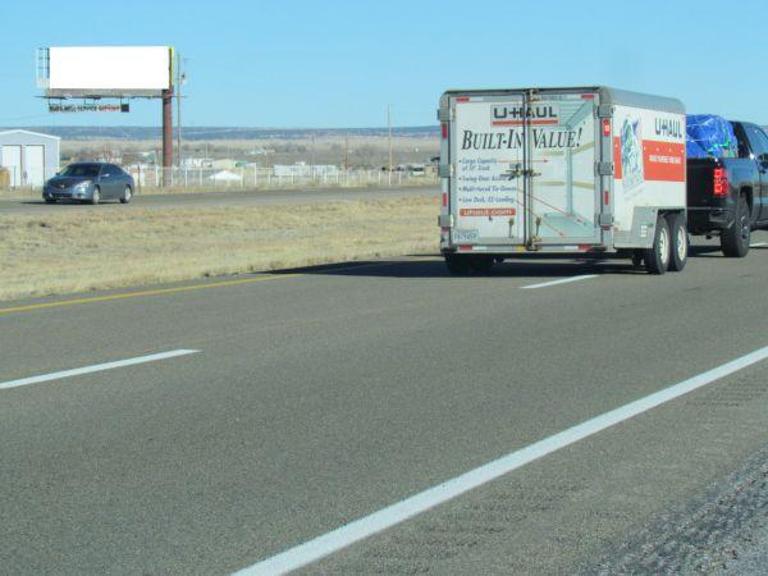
[520,274,598,290]
[0,349,199,391]
[750,242,768,248]
[233,344,768,576]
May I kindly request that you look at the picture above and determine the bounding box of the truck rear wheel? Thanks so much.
[721,195,751,258]
[644,216,670,275]
[445,254,471,275]
[667,212,688,272]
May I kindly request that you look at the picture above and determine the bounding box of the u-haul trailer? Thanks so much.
[437,87,687,275]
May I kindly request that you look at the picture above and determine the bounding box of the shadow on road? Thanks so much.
[274,254,651,279]
[275,242,737,279]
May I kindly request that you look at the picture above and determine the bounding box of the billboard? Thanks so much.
[45,46,173,97]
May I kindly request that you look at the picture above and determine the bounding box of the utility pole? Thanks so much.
[162,88,173,186]
[387,105,393,187]
[176,52,186,169]
[344,133,349,171]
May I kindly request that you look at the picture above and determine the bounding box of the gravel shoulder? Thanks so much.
[587,443,768,575]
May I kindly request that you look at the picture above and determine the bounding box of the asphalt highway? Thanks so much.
[0,185,438,214]
[3,235,768,575]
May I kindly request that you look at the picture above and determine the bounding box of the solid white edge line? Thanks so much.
[0,349,200,390]
[233,344,768,576]
[750,242,768,247]
[520,274,598,290]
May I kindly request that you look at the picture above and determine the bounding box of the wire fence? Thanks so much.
[128,166,437,193]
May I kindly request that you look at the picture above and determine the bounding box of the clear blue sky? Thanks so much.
[1,0,766,128]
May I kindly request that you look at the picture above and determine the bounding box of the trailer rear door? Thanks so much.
[450,90,602,249]
[525,91,601,245]
[451,94,526,246]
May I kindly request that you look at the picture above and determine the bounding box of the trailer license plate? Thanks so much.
[453,229,479,242]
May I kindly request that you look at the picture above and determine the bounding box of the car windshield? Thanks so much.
[61,164,100,177]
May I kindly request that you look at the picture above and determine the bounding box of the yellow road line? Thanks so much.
[0,274,301,316]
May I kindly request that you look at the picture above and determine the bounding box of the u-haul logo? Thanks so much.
[491,104,559,126]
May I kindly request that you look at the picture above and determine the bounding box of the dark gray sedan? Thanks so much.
[43,162,135,204]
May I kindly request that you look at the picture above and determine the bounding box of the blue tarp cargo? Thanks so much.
[686,114,738,159]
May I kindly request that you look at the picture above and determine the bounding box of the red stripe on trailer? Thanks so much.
[491,119,559,127]
[643,141,685,182]
[458,245,473,252]
[613,137,623,179]
[581,94,596,100]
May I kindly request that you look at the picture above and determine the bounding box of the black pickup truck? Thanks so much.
[687,121,768,257]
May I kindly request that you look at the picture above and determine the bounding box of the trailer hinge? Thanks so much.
[598,213,614,227]
[438,164,451,178]
[597,104,612,118]
[437,108,450,123]
[596,162,614,176]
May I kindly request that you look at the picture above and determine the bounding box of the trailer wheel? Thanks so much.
[445,254,471,275]
[721,195,751,258]
[644,216,670,275]
[667,212,688,272]
[469,256,494,274]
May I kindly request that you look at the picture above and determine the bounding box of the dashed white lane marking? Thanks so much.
[0,349,199,390]
[520,274,598,290]
[750,242,767,248]
[232,344,768,576]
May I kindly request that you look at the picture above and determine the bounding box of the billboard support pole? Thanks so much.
[162,88,174,186]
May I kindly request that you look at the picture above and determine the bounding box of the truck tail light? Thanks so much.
[713,167,729,197]
[441,123,448,140]
[442,193,448,207]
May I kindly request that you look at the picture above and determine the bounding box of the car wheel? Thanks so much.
[120,186,132,204]
[667,212,688,272]
[644,215,670,275]
[90,186,101,205]
[721,194,750,257]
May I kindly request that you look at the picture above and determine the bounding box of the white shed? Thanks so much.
[0,129,61,188]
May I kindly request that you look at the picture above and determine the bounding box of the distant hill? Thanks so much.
[0,126,440,141]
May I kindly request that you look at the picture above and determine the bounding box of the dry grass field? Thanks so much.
[0,196,439,302]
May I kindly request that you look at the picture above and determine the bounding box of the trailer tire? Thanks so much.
[721,194,751,258]
[644,216,670,275]
[469,256,494,274]
[445,254,471,275]
[667,212,688,272]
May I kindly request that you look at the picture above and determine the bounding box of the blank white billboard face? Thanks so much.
[48,46,171,93]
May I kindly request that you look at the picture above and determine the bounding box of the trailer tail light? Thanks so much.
[713,167,729,197]
[442,193,448,207]
[601,118,611,137]
[441,123,448,140]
